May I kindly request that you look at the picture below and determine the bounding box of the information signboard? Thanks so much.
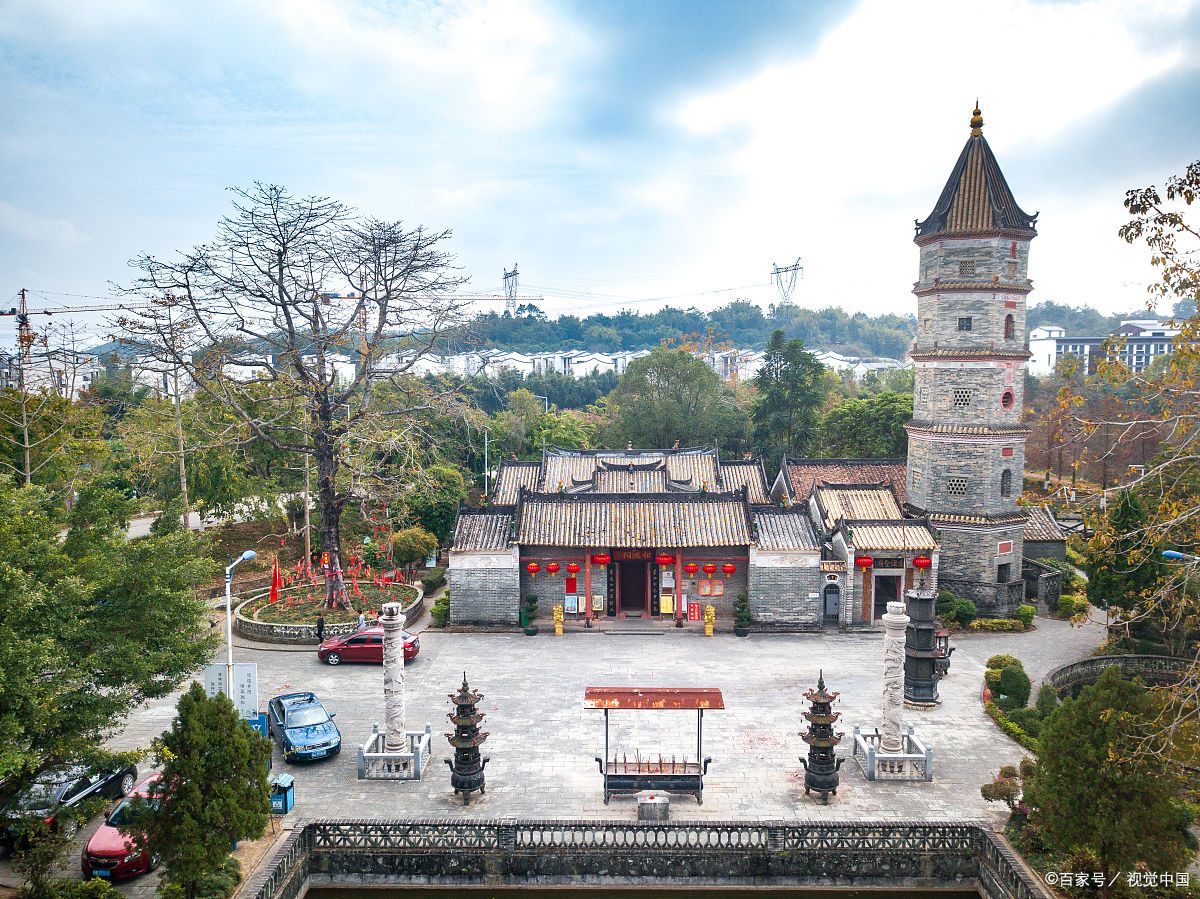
[203,662,260,720]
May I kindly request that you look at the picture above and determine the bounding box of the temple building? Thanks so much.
[447,105,1061,629]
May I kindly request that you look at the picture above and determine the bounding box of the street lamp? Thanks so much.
[225,549,257,697]
[1162,550,1199,562]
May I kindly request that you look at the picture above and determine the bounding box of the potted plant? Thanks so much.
[523,594,539,636]
[733,592,751,637]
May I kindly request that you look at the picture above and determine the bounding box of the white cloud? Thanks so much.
[0,202,87,246]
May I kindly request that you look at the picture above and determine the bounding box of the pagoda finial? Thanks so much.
[817,668,826,691]
[970,101,983,136]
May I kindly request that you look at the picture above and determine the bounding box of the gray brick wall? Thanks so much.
[934,524,1024,616]
[911,362,1024,428]
[749,563,825,629]
[449,565,520,626]
[907,435,1025,517]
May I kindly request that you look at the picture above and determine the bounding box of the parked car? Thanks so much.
[81,774,161,881]
[2,764,139,845]
[317,626,419,666]
[267,692,341,762]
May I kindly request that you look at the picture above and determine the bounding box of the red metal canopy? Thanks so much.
[583,687,725,710]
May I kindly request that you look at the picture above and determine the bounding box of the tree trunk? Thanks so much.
[314,403,348,609]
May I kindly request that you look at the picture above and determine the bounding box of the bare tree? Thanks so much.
[119,184,468,607]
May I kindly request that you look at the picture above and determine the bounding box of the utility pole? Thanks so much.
[771,258,804,306]
[503,264,519,315]
[17,288,31,485]
[483,428,490,498]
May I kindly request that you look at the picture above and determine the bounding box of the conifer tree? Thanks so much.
[1032,667,1187,898]
[1085,489,1164,612]
[130,684,269,899]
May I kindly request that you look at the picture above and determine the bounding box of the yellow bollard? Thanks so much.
[703,604,715,637]
[553,604,564,637]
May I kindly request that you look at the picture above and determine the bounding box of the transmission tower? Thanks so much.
[503,263,519,314]
[771,258,804,305]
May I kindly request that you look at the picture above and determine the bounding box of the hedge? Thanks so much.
[984,700,1041,753]
[1056,594,1088,618]
[986,654,1024,671]
[969,618,1026,632]
[421,566,446,594]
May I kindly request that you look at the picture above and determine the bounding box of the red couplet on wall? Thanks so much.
[687,602,701,622]
[565,576,578,593]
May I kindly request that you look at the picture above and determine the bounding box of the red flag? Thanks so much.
[269,558,283,604]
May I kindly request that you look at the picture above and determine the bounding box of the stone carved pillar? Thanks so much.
[880,600,909,753]
[381,601,406,751]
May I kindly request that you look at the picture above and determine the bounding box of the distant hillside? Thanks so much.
[1026,301,1153,336]
[462,300,918,359]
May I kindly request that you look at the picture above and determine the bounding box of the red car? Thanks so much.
[81,774,161,881]
[318,626,419,665]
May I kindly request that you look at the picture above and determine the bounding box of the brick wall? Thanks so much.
[748,558,824,630]
[448,549,520,626]
[935,524,1025,615]
[907,435,1026,518]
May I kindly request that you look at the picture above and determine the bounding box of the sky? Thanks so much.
[1,0,1198,348]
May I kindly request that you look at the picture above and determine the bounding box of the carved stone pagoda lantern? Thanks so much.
[444,672,489,804]
[799,670,844,800]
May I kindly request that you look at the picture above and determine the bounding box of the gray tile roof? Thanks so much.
[1023,504,1066,542]
[753,509,819,551]
[452,512,513,551]
[514,493,751,548]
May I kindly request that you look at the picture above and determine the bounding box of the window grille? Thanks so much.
[947,477,968,497]
[958,260,976,277]
[953,387,972,408]
[957,317,972,332]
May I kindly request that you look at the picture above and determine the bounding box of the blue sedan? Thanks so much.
[267,692,341,763]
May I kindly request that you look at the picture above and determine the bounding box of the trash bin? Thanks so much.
[269,773,295,814]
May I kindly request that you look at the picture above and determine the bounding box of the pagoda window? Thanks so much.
[1000,469,1013,498]
[1004,314,1015,340]
[947,477,968,498]
[958,260,976,277]
[957,317,973,332]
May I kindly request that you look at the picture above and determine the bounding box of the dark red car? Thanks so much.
[81,774,161,881]
[317,626,419,665]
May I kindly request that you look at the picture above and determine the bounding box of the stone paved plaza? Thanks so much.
[1,614,1104,896]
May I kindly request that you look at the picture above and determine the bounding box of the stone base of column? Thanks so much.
[358,722,433,780]
[850,725,934,782]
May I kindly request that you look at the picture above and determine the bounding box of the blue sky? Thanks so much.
[1,0,1198,347]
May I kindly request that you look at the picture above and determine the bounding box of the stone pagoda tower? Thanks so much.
[905,105,1036,615]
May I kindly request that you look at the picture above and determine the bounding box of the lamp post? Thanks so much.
[225,549,258,697]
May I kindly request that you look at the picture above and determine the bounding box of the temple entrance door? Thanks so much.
[873,574,901,620]
[617,562,648,618]
[822,584,841,627]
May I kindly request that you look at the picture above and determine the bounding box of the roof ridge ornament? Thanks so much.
[971,100,983,136]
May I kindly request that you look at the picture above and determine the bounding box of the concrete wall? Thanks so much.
[448,548,520,626]
[748,549,825,629]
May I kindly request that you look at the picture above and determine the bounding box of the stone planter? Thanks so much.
[734,626,750,638]
[523,625,539,636]
[233,584,424,645]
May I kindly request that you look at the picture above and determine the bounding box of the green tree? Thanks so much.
[0,477,215,810]
[751,329,826,463]
[603,348,749,454]
[407,465,466,544]
[391,525,439,570]
[1085,489,1165,612]
[1032,667,1188,897]
[816,391,912,458]
[128,684,269,899]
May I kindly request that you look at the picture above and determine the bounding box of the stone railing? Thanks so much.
[1045,654,1189,698]
[232,584,423,645]
[239,819,1050,899]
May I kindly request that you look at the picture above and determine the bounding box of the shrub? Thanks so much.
[1007,707,1043,739]
[936,591,958,615]
[1057,594,1088,617]
[953,597,978,626]
[422,566,446,593]
[1012,604,1036,628]
[987,654,1025,672]
[985,669,1002,690]
[431,593,450,628]
[998,665,1032,708]
[1039,557,1084,593]
[1065,542,1087,567]
[969,618,1025,632]
[733,591,751,629]
[1035,683,1059,717]
[984,701,1040,752]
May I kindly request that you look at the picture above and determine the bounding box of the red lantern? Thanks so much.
[566,561,581,575]
[855,556,875,569]
[721,562,736,578]
[526,561,541,577]
[702,563,718,577]
[592,552,611,568]
[912,556,933,569]
[546,561,561,576]
[684,562,699,576]
[655,552,675,568]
